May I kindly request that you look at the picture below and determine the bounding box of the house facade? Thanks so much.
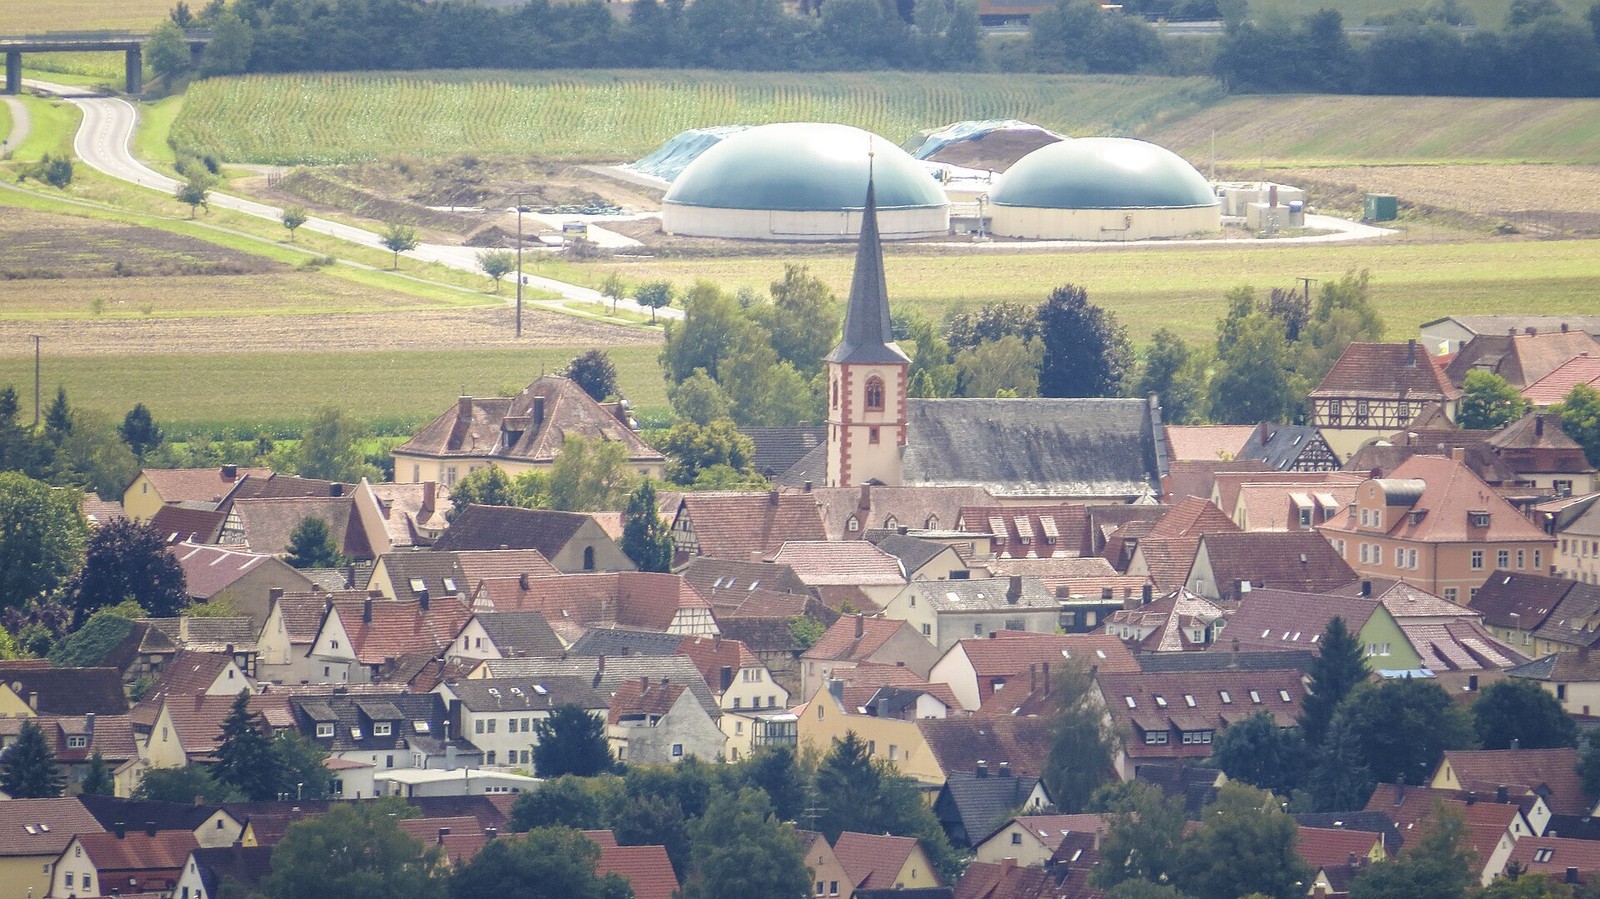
[1308,341,1462,461]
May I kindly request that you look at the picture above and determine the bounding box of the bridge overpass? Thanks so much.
[1,31,211,94]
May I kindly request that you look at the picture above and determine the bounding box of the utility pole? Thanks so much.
[1295,277,1317,304]
[31,335,41,428]
[515,194,524,339]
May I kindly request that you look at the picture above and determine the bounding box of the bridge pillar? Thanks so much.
[125,47,142,94]
[4,52,20,95]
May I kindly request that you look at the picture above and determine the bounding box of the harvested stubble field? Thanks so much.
[4,0,174,33]
[2,207,280,278]
[170,70,1223,164]
[1146,95,1600,165]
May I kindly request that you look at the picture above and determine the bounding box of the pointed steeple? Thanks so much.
[825,170,911,365]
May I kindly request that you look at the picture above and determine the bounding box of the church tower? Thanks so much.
[825,174,911,488]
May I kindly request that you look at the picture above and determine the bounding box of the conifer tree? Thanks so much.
[213,690,281,801]
[621,481,674,572]
[0,718,67,798]
[81,750,115,796]
[1298,616,1367,746]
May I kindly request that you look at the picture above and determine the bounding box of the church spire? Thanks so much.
[825,166,911,365]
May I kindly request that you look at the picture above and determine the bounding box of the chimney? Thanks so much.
[1142,583,1153,605]
[998,761,1011,777]
[1101,587,1114,600]
[596,654,605,673]
[1536,414,1545,437]
[221,464,238,479]
[86,712,96,734]
[1509,327,1518,337]
[1526,327,1538,336]
[1568,867,1580,885]
[446,744,457,770]
[1347,852,1358,869]
[855,615,865,639]
[418,589,430,611]
[1396,775,1406,804]
[114,822,126,839]
[438,827,450,844]
[1497,784,1509,804]
[1406,338,1418,367]
[363,598,373,623]
[1562,322,1571,332]
[769,488,780,507]
[1466,792,1477,805]
[720,666,734,692]
[485,827,497,839]
[269,587,284,603]
[518,573,529,590]
[976,760,988,778]
[27,691,38,710]
[330,483,343,497]
[1029,664,1037,694]
[1007,576,1023,603]
[858,484,872,510]
[457,396,473,420]
[1001,857,1016,873]
[145,821,158,837]
[803,480,813,493]
[532,395,546,427]
[1360,580,1372,597]
[640,675,650,692]
[1042,662,1051,696]
[1512,738,1521,751]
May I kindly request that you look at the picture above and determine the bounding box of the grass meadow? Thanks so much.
[169,70,1225,164]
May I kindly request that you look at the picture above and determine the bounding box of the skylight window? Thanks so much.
[1125,696,1137,709]
[1184,694,1196,707]
[1154,695,1168,708]
[1279,690,1293,702]
[1249,691,1262,704]
[443,578,458,592]
[410,579,426,592]
[1219,691,1232,704]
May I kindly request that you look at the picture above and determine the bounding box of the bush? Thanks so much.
[22,154,74,188]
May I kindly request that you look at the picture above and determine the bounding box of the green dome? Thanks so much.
[991,138,1217,210]
[664,123,948,212]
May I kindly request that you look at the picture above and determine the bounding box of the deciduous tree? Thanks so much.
[635,280,674,324]
[1042,660,1116,812]
[133,763,241,803]
[659,420,753,485]
[281,206,307,241]
[510,775,621,831]
[548,435,638,512]
[147,20,193,82]
[477,249,516,293]
[66,517,188,624]
[1136,329,1209,425]
[1091,781,1187,891]
[1459,371,1531,430]
[680,788,811,899]
[954,334,1044,397]
[531,704,613,777]
[273,730,333,800]
[1037,284,1132,398]
[81,751,115,796]
[450,827,632,899]
[1174,783,1313,899]
[294,407,374,482]
[1328,677,1477,790]
[260,800,444,899]
[1554,383,1600,467]
[1210,290,1297,424]
[1347,805,1476,899]
[449,466,517,516]
[1209,710,1307,798]
[381,223,419,269]
[564,349,619,402]
[754,264,839,377]
[0,472,88,614]
[669,369,734,426]
[1472,678,1577,750]
[177,174,212,217]
[0,718,66,798]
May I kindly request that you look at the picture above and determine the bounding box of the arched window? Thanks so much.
[864,377,885,411]
[583,546,596,571]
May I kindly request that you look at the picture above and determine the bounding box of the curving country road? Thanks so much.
[27,80,681,321]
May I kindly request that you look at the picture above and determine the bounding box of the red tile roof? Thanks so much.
[954,631,1140,679]
[327,596,473,666]
[833,831,923,889]
[0,798,105,857]
[1164,426,1259,463]
[608,677,687,724]
[1441,748,1594,816]
[139,467,269,505]
[1524,356,1600,406]
[918,716,1058,781]
[676,635,762,688]
[1096,668,1308,761]
[676,491,827,560]
[803,615,915,663]
[1295,826,1383,868]
[150,506,226,544]
[1311,342,1461,401]
[597,843,680,899]
[953,859,1067,899]
[768,541,907,586]
[1507,835,1600,885]
[454,549,562,586]
[1320,455,1553,545]
[1446,330,1600,390]
[75,829,199,879]
[396,817,489,866]
[230,496,369,559]
[472,572,708,643]
[1196,531,1356,596]
[170,542,285,600]
[1209,588,1382,654]
[1149,498,1241,539]
[957,504,1094,559]
[158,693,293,761]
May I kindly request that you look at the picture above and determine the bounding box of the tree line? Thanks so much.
[159,0,1600,98]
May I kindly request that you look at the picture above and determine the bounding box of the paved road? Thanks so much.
[1,95,29,153]
[26,79,680,321]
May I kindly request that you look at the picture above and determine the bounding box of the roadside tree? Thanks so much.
[381,223,419,269]
[281,206,308,241]
[477,249,516,292]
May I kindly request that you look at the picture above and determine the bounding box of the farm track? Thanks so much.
[26,79,683,321]
[2,96,29,149]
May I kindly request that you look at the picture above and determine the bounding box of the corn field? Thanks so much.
[170,69,1224,165]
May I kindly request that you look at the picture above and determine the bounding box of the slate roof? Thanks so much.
[903,576,1056,612]
[432,505,593,556]
[0,798,105,857]
[1195,532,1357,595]
[1321,455,1553,544]
[1236,424,1337,472]
[1445,329,1600,389]
[394,375,664,465]
[869,534,954,576]
[769,541,907,586]
[78,796,224,834]
[743,426,826,478]
[447,676,610,712]
[288,691,476,757]
[1310,342,1461,402]
[675,491,828,560]
[479,655,720,718]
[1524,355,1600,406]
[900,397,1161,498]
[1469,569,1580,630]
[472,611,566,659]
[918,716,1057,780]
[1509,649,1600,683]
[939,771,1045,845]
[1441,747,1595,816]
[150,505,225,544]
[0,666,128,715]
[825,179,913,366]
[569,627,685,658]
[834,831,924,890]
[1134,763,1225,815]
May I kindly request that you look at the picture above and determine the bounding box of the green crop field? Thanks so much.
[169,70,1225,164]
[588,238,1600,346]
[0,346,668,437]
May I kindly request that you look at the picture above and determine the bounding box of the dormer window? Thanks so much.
[67,735,88,749]
[316,723,335,738]
[374,722,392,737]
[1470,511,1491,528]
[847,516,860,532]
